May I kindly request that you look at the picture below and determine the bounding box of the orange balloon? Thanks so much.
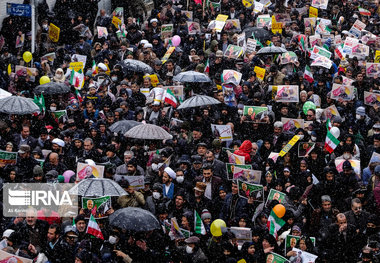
[273,204,286,218]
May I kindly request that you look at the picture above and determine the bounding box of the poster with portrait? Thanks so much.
[181,10,193,20]
[211,124,233,141]
[97,26,108,38]
[224,19,241,32]
[224,45,244,59]
[350,43,369,59]
[226,163,252,180]
[243,106,268,121]
[311,56,332,69]
[82,196,111,219]
[163,85,184,101]
[222,83,237,106]
[0,250,33,263]
[349,19,366,38]
[237,179,264,202]
[309,34,321,48]
[310,46,332,60]
[343,37,359,55]
[312,0,328,9]
[187,22,201,35]
[292,248,318,263]
[366,63,380,77]
[266,253,289,263]
[281,118,304,133]
[122,175,145,190]
[233,167,261,184]
[331,84,354,101]
[285,235,316,254]
[76,162,104,181]
[275,85,299,103]
[265,189,286,206]
[364,91,380,106]
[304,17,316,29]
[335,159,361,176]
[230,227,252,248]
[15,65,37,82]
[280,52,298,64]
[298,142,315,157]
[321,105,341,121]
[273,13,291,23]
[256,15,271,28]
[161,24,174,39]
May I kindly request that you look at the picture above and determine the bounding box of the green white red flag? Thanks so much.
[86,214,104,240]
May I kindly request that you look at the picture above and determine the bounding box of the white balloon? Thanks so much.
[330,127,340,139]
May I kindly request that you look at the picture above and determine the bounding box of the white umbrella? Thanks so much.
[68,178,127,197]
[173,71,211,82]
[124,123,173,140]
[0,96,39,114]
[0,89,12,99]
[177,95,221,109]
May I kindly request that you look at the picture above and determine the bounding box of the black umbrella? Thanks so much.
[109,120,142,134]
[118,59,154,74]
[0,96,39,115]
[109,207,161,232]
[34,82,71,95]
[243,27,271,43]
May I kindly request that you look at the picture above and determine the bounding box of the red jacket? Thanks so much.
[234,140,252,163]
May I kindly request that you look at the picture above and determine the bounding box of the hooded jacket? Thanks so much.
[234,140,252,163]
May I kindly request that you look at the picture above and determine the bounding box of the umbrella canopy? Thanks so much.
[119,59,153,74]
[109,120,142,134]
[68,178,127,197]
[109,207,161,232]
[243,27,271,43]
[256,46,287,55]
[177,95,221,110]
[125,123,173,140]
[34,82,71,95]
[0,96,39,115]
[173,71,211,83]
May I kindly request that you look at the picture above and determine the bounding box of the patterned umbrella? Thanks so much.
[177,95,221,109]
[124,123,173,140]
[0,96,39,114]
[109,120,142,134]
[68,178,127,197]
[109,207,161,232]
[173,71,211,83]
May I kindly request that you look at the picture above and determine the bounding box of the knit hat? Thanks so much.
[33,165,44,176]
[152,183,163,193]
[201,209,212,220]
[356,106,366,116]
[164,167,176,179]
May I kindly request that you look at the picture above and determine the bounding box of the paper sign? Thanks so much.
[187,22,201,35]
[276,85,299,103]
[364,91,380,106]
[0,150,17,165]
[246,38,257,54]
[312,0,328,9]
[161,24,174,39]
[230,227,252,248]
[304,17,316,29]
[279,135,303,157]
[77,162,104,181]
[225,19,241,32]
[254,66,265,80]
[321,105,340,121]
[233,167,262,184]
[282,118,304,132]
[310,46,332,60]
[331,83,354,101]
[253,1,264,13]
[181,10,193,20]
[112,16,122,28]
[161,46,176,64]
[226,163,252,180]
[366,63,380,77]
[285,235,316,254]
[311,56,332,69]
[266,252,289,263]
[268,152,279,163]
[349,19,366,38]
[227,150,245,164]
[215,14,228,32]
[256,15,271,28]
[375,50,380,63]
[123,175,145,189]
[69,61,84,72]
[97,26,108,38]
[292,248,318,263]
[49,23,60,42]
[237,179,264,202]
[309,6,318,18]
[82,196,111,218]
[266,189,287,206]
[224,45,244,59]
[242,0,254,7]
[211,124,233,141]
[222,70,242,85]
[298,142,315,157]
[243,106,268,121]
[281,51,298,64]
[0,250,32,263]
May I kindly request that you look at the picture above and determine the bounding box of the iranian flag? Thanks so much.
[86,214,104,240]
[304,65,314,83]
[75,89,83,103]
[204,58,210,74]
[335,46,345,60]
[324,119,340,153]
[70,68,84,89]
[194,210,206,235]
[164,88,178,108]
[267,210,285,239]
[359,7,371,16]
[298,34,307,52]
[92,60,97,75]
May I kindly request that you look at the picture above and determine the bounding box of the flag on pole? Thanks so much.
[194,210,206,235]
[267,210,285,239]
[359,7,371,16]
[75,89,83,103]
[303,65,314,83]
[33,94,46,113]
[324,119,340,153]
[204,58,210,73]
[92,60,97,75]
[164,88,178,108]
[86,214,104,240]
[70,68,84,89]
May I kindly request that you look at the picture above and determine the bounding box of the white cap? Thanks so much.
[164,167,176,179]
[52,138,65,147]
[98,63,107,71]
[144,43,153,49]
[2,229,14,238]
[140,40,149,45]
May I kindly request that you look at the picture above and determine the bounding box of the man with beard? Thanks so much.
[344,198,370,234]
[310,195,340,235]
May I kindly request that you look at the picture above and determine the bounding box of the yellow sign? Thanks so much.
[161,47,176,64]
[69,62,84,72]
[271,16,282,34]
[242,0,253,7]
[217,84,222,91]
[279,135,302,157]
[216,14,229,22]
[48,23,60,42]
[112,16,122,28]
[254,66,266,81]
[375,50,380,63]
[146,74,159,87]
[309,6,318,18]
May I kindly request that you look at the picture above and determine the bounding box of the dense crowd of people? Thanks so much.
[0,0,380,262]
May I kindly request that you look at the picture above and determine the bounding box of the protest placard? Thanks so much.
[298,142,316,157]
[254,66,265,80]
[0,250,32,263]
[311,56,332,69]
[280,52,298,64]
[237,180,264,201]
[279,135,303,157]
[246,38,257,54]
[364,91,380,106]
[161,24,174,39]
[122,175,145,189]
[285,235,316,254]
[225,19,241,32]
[226,163,252,180]
[227,150,245,164]
[181,10,193,20]
[187,22,201,35]
[266,252,289,263]
[0,150,17,165]
[282,118,304,132]
[276,85,299,103]
[375,50,380,63]
[256,15,271,28]
[292,248,318,262]
[349,19,366,38]
[253,1,264,13]
[268,152,279,163]
[224,45,244,59]
[82,196,112,219]
[266,189,286,206]
[304,17,316,29]
[331,84,354,101]
[161,46,176,64]
[163,85,184,101]
[310,46,332,60]
[321,105,341,121]
[48,23,60,42]
[214,14,228,32]
[77,162,104,181]
[243,106,268,121]
[366,63,380,77]
[222,70,242,85]
[312,0,328,9]
[211,124,233,141]
[233,167,262,184]
[230,227,252,248]
[309,6,318,17]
